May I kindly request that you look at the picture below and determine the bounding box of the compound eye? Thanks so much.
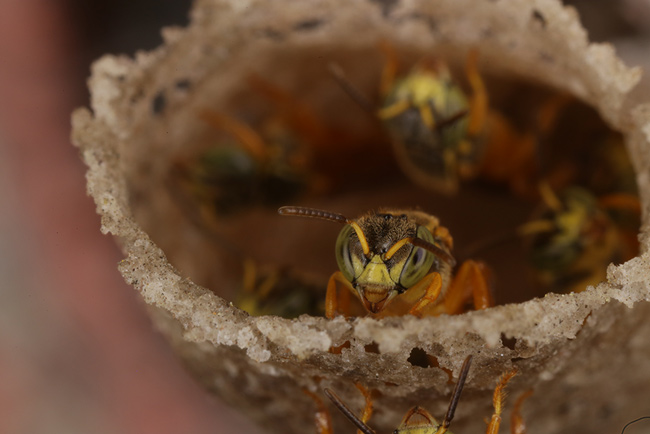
[335,225,356,282]
[399,226,436,288]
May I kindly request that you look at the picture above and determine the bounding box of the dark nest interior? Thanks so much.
[126,43,640,320]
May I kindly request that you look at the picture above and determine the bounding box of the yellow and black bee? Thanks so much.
[520,184,640,293]
[235,259,324,318]
[279,206,494,318]
[172,109,311,217]
[330,46,485,194]
[375,45,487,194]
[330,44,564,196]
[310,356,529,434]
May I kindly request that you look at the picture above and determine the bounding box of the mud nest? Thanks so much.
[72,1,650,433]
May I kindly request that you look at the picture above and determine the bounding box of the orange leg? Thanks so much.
[479,94,570,196]
[247,73,330,148]
[465,49,488,137]
[598,193,642,215]
[407,272,444,317]
[241,258,257,295]
[510,389,533,434]
[326,271,356,319]
[377,99,411,121]
[418,103,436,130]
[355,382,373,433]
[378,40,399,98]
[537,181,563,211]
[444,260,494,315]
[480,112,538,193]
[198,109,268,163]
[338,284,352,318]
[534,93,570,135]
[303,389,334,434]
[486,369,518,434]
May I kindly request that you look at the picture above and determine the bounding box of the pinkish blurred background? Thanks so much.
[0,1,263,433]
[0,1,649,433]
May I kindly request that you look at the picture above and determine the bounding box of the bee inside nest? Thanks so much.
[73,2,650,432]
[160,43,640,320]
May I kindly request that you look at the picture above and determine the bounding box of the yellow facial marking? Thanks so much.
[377,99,411,120]
[384,237,414,260]
[348,221,371,257]
[405,74,446,108]
[356,255,396,289]
[418,104,436,130]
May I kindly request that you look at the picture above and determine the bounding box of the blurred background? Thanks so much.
[0,1,262,433]
[0,1,648,433]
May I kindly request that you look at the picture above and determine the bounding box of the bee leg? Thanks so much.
[378,39,399,98]
[303,389,334,434]
[418,103,436,130]
[377,99,411,121]
[598,192,642,215]
[407,272,444,317]
[247,74,330,149]
[480,95,570,195]
[326,271,355,319]
[256,268,280,300]
[485,369,518,434]
[241,258,258,295]
[534,93,570,135]
[465,49,488,137]
[355,382,374,429]
[443,260,494,315]
[479,112,538,193]
[510,389,533,434]
[199,109,268,163]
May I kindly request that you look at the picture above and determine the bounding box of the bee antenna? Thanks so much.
[621,416,650,434]
[279,206,372,257]
[435,355,473,434]
[324,389,377,434]
[278,206,348,224]
[435,110,469,131]
[410,237,457,268]
[328,62,376,114]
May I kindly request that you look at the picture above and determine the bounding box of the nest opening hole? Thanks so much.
[130,41,640,319]
[407,347,437,368]
[500,333,518,351]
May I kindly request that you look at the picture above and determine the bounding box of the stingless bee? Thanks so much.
[375,45,485,195]
[330,43,567,196]
[278,206,493,318]
[519,184,640,293]
[170,73,339,219]
[330,46,481,195]
[236,259,324,318]
[180,109,311,216]
[310,355,528,434]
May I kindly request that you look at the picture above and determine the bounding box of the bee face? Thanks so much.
[383,69,469,137]
[335,212,437,313]
[394,406,441,434]
[380,67,474,194]
[388,63,455,102]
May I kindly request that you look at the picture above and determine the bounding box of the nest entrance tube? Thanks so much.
[72,1,650,433]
